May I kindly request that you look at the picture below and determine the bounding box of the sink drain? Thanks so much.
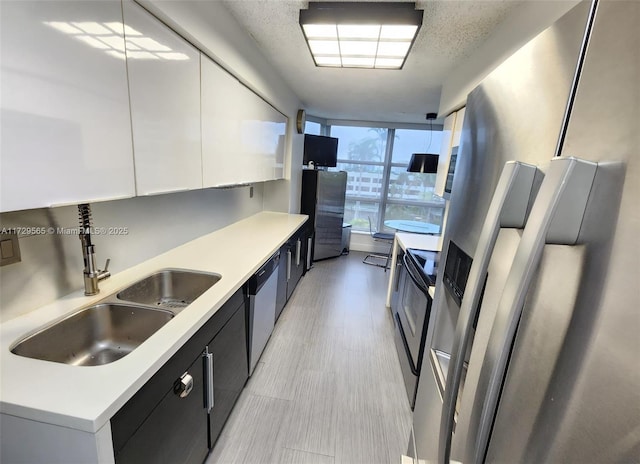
[157,297,190,310]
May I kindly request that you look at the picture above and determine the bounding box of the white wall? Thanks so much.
[0,186,263,322]
[349,231,394,255]
[137,0,304,213]
[438,0,581,116]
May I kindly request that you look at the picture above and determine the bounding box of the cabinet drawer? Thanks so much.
[114,354,208,464]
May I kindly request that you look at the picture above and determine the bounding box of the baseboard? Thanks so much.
[349,231,393,254]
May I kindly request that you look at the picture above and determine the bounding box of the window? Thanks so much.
[386,128,445,232]
[332,126,387,231]
[331,124,445,233]
[304,120,322,135]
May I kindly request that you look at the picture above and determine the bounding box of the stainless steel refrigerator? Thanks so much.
[301,169,347,261]
[410,1,640,462]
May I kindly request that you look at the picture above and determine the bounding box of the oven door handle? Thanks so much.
[395,312,419,376]
[403,254,430,297]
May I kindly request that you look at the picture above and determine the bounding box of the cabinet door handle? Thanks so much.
[287,250,292,281]
[296,239,301,266]
[204,348,214,412]
[307,237,312,270]
[174,372,194,398]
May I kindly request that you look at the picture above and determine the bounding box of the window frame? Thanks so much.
[308,117,445,233]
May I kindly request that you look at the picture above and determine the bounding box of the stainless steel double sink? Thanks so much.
[10,269,221,367]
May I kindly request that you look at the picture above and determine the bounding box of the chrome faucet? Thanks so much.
[78,204,110,296]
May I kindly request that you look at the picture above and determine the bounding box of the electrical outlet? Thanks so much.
[0,233,21,266]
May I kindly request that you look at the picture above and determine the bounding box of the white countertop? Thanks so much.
[395,232,443,252]
[0,212,307,433]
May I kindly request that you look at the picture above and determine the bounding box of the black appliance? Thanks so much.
[393,248,439,408]
[303,134,338,167]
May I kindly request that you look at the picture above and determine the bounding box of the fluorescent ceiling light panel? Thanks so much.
[337,24,380,39]
[308,40,340,55]
[341,57,376,67]
[300,2,423,69]
[303,24,337,39]
[315,56,342,66]
[374,58,404,68]
[339,40,378,56]
[377,41,411,57]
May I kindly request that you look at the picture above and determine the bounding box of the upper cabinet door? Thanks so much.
[0,0,135,212]
[201,55,244,187]
[201,55,287,187]
[122,1,202,195]
[243,89,287,183]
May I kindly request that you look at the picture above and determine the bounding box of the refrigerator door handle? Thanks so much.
[439,161,538,463]
[468,157,596,464]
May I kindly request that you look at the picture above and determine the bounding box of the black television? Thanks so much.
[303,134,338,168]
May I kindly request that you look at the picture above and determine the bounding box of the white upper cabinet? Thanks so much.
[201,55,287,187]
[0,0,135,212]
[122,1,202,195]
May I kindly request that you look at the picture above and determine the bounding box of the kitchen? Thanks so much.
[1,0,638,463]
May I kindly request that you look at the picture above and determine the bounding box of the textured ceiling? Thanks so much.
[221,0,522,123]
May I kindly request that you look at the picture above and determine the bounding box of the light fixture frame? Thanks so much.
[299,2,423,70]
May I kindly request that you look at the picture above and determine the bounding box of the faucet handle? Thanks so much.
[98,258,111,282]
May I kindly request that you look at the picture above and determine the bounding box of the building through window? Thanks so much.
[305,120,445,233]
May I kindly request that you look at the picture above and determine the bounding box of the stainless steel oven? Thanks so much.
[393,248,438,408]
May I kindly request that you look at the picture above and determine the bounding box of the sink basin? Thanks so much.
[11,304,173,366]
[117,269,221,312]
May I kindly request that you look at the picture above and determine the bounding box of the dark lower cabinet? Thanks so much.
[275,224,310,320]
[111,289,248,464]
[288,231,305,301]
[275,249,288,321]
[207,306,247,447]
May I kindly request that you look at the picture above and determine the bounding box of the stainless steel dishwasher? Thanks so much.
[246,251,280,375]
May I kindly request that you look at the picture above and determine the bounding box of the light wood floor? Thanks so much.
[207,251,412,464]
